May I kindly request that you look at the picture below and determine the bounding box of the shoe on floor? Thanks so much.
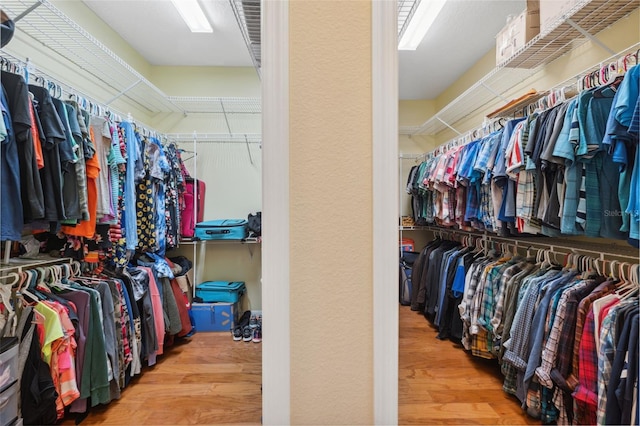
[232,326,243,341]
[249,314,258,329]
[252,325,262,343]
[243,325,252,342]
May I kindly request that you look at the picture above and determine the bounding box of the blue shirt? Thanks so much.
[0,88,23,240]
[120,122,141,251]
[614,65,640,127]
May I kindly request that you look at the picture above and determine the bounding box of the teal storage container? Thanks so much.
[195,281,246,303]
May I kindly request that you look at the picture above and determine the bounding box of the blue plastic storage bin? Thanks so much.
[191,302,239,332]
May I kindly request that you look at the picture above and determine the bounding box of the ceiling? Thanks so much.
[82,0,526,100]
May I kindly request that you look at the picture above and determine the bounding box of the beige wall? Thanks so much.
[168,142,263,309]
[149,66,260,97]
[289,1,374,423]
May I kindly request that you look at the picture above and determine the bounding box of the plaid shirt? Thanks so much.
[469,261,495,336]
[492,262,536,343]
[566,280,618,390]
[596,302,625,425]
[572,309,599,425]
[536,279,592,388]
[478,260,513,333]
[474,132,500,175]
[549,278,606,424]
[502,270,559,371]
[472,329,495,359]
[460,258,492,350]
[471,259,509,336]
[480,184,495,232]
[459,260,481,350]
[500,270,539,395]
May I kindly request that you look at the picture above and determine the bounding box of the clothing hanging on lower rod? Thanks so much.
[406,234,639,425]
[0,257,195,424]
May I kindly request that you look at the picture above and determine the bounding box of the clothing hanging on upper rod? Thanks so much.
[406,44,640,249]
[0,52,192,265]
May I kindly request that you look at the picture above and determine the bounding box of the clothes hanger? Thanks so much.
[19,270,40,303]
[0,272,20,287]
[618,262,638,301]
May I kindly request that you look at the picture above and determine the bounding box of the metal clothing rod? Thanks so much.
[565,18,616,56]
[0,256,73,273]
[0,53,164,140]
[411,43,640,166]
[424,226,639,262]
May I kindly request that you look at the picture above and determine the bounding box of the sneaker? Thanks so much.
[249,314,258,329]
[242,325,252,342]
[252,325,262,343]
[232,326,243,341]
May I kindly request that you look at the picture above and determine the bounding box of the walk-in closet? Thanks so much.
[0,1,638,425]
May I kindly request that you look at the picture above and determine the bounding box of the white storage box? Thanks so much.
[496,1,540,65]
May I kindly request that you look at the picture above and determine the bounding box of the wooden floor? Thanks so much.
[63,333,263,425]
[63,306,538,425]
[399,305,538,425]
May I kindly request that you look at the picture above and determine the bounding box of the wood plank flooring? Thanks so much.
[62,333,263,425]
[62,306,538,425]
[399,305,539,425]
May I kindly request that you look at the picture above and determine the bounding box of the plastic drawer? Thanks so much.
[0,381,18,426]
[0,338,18,394]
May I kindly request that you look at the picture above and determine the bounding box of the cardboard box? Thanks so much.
[192,302,239,332]
[496,1,540,65]
[539,0,581,36]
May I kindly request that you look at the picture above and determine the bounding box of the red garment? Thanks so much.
[572,310,598,425]
[164,258,192,337]
[170,279,192,337]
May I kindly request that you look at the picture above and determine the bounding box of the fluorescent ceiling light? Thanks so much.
[399,0,447,50]
[171,0,213,33]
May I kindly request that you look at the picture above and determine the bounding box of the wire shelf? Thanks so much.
[2,0,184,114]
[230,0,261,77]
[398,0,419,40]
[502,0,639,69]
[412,0,639,136]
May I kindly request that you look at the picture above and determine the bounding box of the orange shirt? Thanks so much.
[61,127,101,238]
[28,99,44,169]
